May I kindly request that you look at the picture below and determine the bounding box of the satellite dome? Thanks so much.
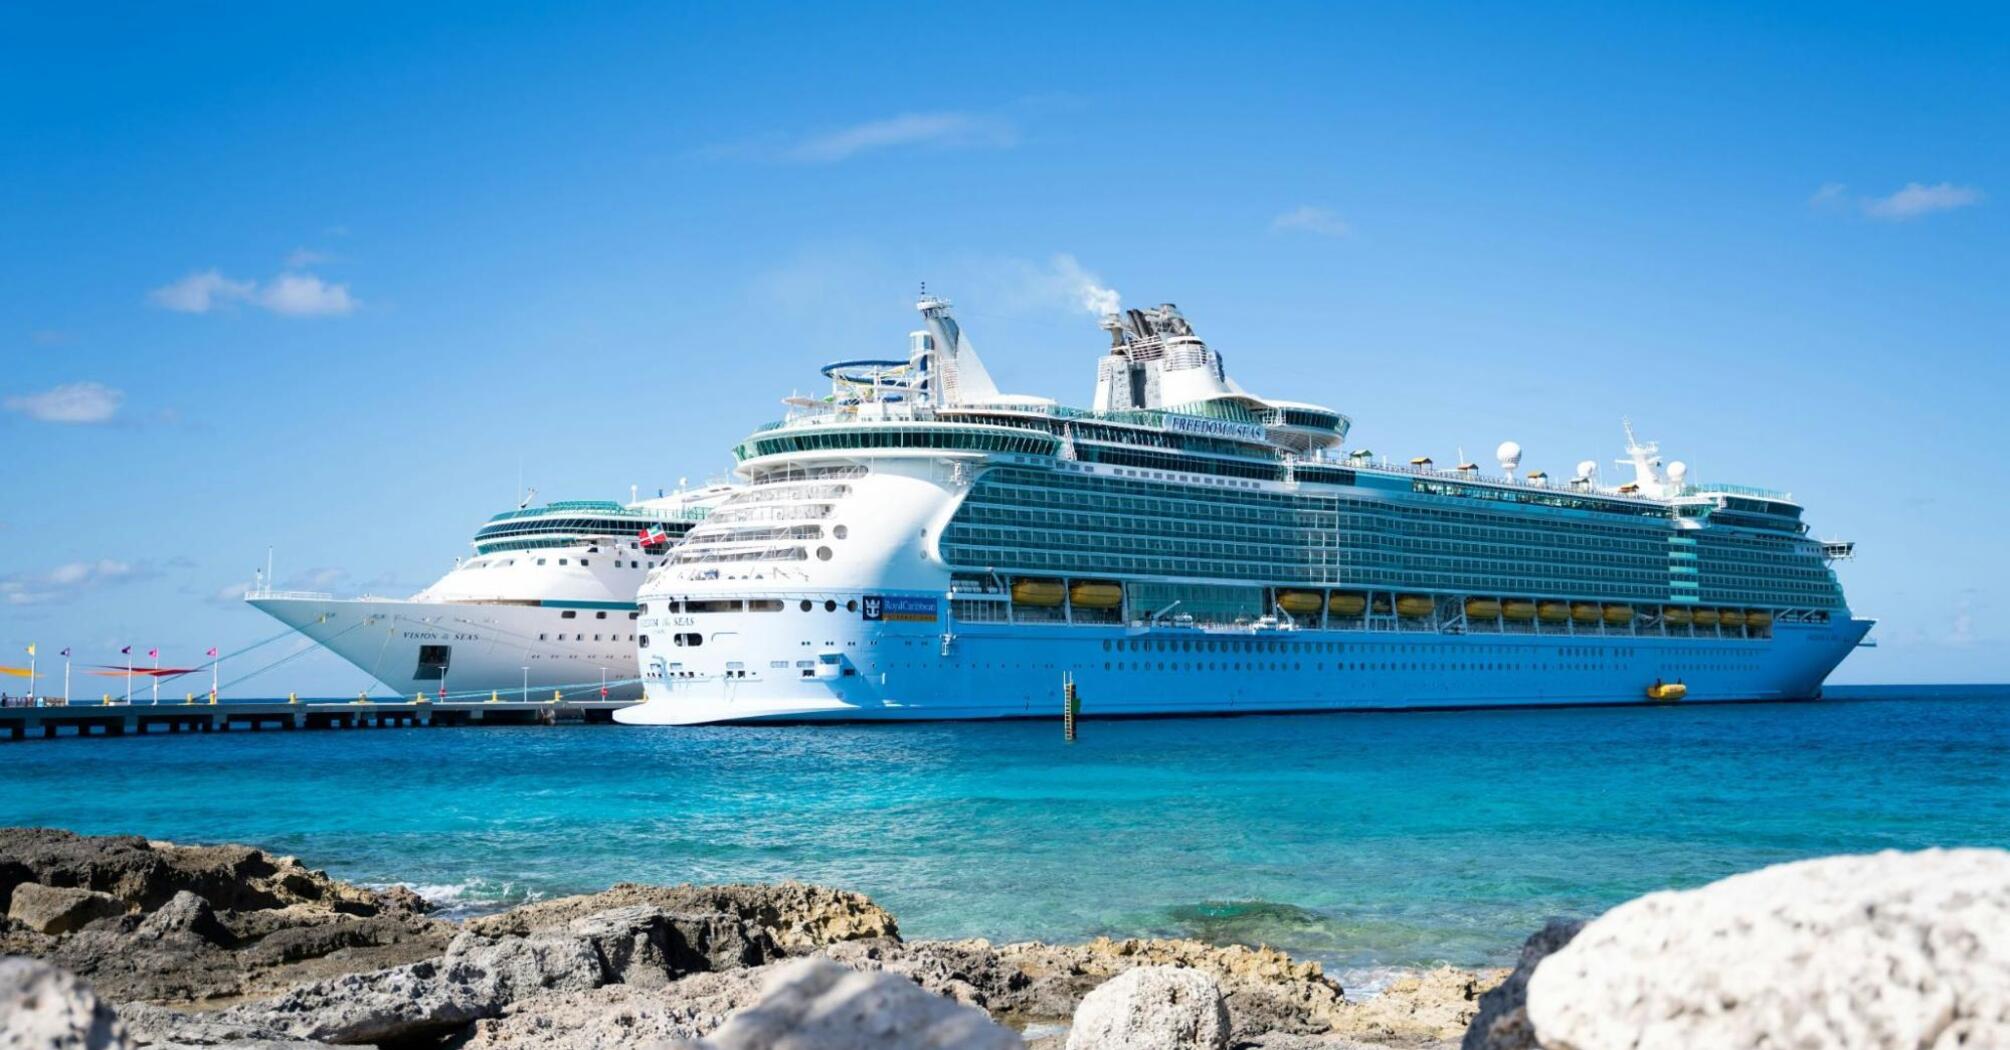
[1576,460,1598,479]
[1668,461,1689,481]
[1495,441,1523,467]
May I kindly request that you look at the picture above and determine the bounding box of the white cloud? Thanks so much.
[258,273,355,316]
[1,559,153,606]
[1811,181,1984,221]
[149,267,356,317]
[708,111,1019,164]
[1863,182,1984,220]
[3,381,124,424]
[1271,205,1352,238]
[286,247,332,269]
[149,269,256,313]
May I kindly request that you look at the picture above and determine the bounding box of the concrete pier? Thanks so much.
[0,698,635,741]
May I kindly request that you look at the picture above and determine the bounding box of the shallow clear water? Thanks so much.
[4,687,2005,979]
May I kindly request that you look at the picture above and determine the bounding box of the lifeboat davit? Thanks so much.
[1328,592,1367,617]
[1719,608,1747,628]
[1069,581,1123,609]
[1602,604,1634,626]
[1278,590,1324,616]
[1502,600,1538,622]
[1537,601,1570,624]
[1663,605,1693,626]
[1464,598,1502,619]
[1395,595,1435,618]
[1570,602,1601,625]
[1692,607,1721,627]
[1011,579,1066,607]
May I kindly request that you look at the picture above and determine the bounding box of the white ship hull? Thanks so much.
[250,596,643,701]
[615,606,1873,725]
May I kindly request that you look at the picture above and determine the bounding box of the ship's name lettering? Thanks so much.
[1163,414,1267,442]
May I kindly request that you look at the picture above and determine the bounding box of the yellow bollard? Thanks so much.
[490,690,500,703]
[208,691,218,705]
[103,694,113,705]
[288,692,299,705]
[185,693,194,705]
[550,690,562,703]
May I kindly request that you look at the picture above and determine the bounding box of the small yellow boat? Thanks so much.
[1464,597,1502,619]
[1570,602,1601,625]
[1647,682,1688,702]
[1538,601,1570,624]
[1663,605,1693,626]
[1278,590,1324,616]
[1395,595,1435,618]
[1011,579,1065,607]
[1328,592,1367,616]
[1602,604,1634,626]
[1069,581,1123,609]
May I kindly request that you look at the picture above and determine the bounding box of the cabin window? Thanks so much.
[561,610,577,619]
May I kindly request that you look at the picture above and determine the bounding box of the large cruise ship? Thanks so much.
[250,486,734,700]
[618,295,1869,725]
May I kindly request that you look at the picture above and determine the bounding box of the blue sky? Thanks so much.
[2,2,2004,693]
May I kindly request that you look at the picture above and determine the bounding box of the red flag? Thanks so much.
[148,648,158,659]
[206,647,218,658]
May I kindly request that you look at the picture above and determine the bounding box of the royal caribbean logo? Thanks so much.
[862,594,937,623]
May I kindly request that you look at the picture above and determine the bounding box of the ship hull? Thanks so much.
[615,609,1873,725]
[248,596,643,700]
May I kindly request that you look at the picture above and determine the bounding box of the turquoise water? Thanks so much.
[4,687,2006,980]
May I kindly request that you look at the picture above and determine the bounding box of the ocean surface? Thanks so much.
[4,686,2005,986]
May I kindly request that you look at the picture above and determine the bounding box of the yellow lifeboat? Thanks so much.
[1069,581,1123,609]
[1570,602,1601,625]
[1745,610,1773,630]
[1011,579,1066,607]
[1278,590,1324,616]
[1502,600,1537,622]
[1663,605,1693,626]
[1719,608,1747,628]
[1646,682,1688,702]
[1537,601,1571,624]
[1464,598,1502,619]
[1602,604,1635,626]
[1328,592,1367,617]
[1395,595,1435,618]
[1692,607,1720,627]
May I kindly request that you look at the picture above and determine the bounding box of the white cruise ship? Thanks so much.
[250,486,734,700]
[617,294,1870,725]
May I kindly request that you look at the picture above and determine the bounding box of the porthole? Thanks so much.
[833,525,848,539]
[845,599,858,612]
[800,599,813,612]
[816,546,833,561]
[824,599,837,612]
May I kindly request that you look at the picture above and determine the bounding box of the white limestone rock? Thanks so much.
[0,956,131,1050]
[1525,848,2010,1050]
[676,956,1020,1050]
[1066,965,1230,1050]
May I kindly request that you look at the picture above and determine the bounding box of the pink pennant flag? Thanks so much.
[206,647,218,658]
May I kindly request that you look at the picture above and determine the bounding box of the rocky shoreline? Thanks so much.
[5,827,2007,1049]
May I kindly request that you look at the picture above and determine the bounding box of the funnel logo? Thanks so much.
[863,595,936,623]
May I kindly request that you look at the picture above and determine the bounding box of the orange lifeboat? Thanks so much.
[1719,608,1747,628]
[1464,598,1502,619]
[1278,590,1324,616]
[1537,601,1570,624]
[1570,602,1601,625]
[1663,605,1694,626]
[1692,607,1720,627]
[1011,579,1065,607]
[1745,610,1773,630]
[1502,600,1537,622]
[1069,581,1123,609]
[1395,595,1435,618]
[1602,605,1635,626]
[1328,592,1367,617]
